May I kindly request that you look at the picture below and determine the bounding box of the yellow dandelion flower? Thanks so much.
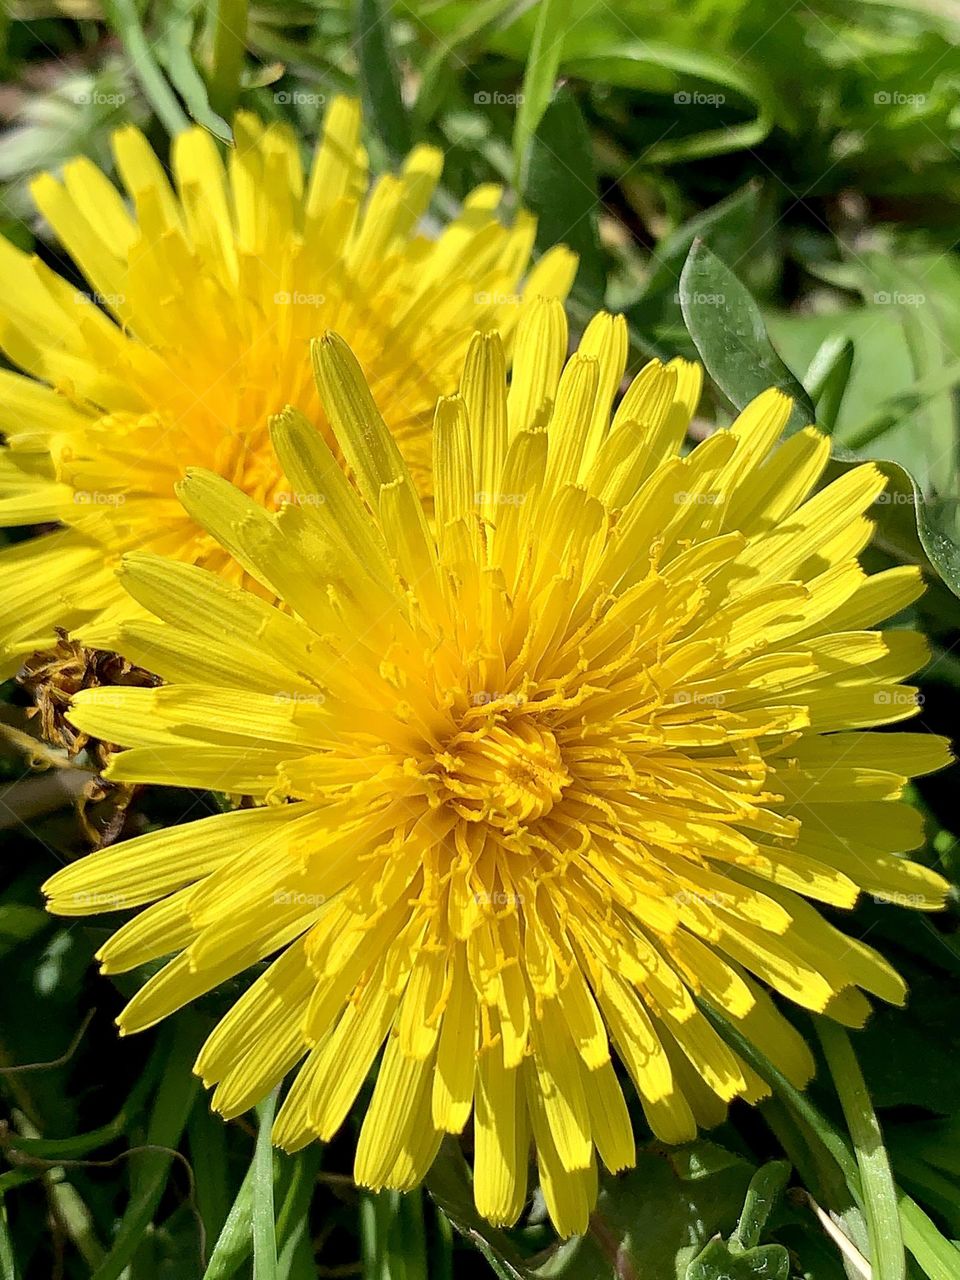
[45,305,951,1237]
[0,98,575,675]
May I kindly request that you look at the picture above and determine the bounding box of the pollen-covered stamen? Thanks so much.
[439,718,572,828]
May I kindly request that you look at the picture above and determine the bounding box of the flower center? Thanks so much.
[440,719,571,830]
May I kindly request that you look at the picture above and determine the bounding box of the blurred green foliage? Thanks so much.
[3,1,960,1277]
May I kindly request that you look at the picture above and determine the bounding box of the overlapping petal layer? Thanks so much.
[46,304,950,1235]
[0,98,574,673]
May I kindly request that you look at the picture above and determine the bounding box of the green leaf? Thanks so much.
[513,0,572,187]
[732,1162,791,1252]
[804,337,855,435]
[680,239,960,601]
[356,0,412,162]
[253,1092,279,1280]
[520,86,605,307]
[684,1162,791,1280]
[679,238,814,433]
[816,1019,905,1280]
[686,1238,789,1280]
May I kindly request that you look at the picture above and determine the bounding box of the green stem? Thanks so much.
[816,1018,905,1280]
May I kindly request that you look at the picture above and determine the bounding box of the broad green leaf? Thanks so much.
[679,238,814,432]
[253,1092,279,1280]
[356,0,413,162]
[189,1102,231,1256]
[816,1020,905,1280]
[425,1140,526,1280]
[513,0,572,187]
[521,86,605,307]
[680,240,960,601]
[851,252,957,497]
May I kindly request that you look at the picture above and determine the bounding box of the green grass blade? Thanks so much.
[202,1163,254,1280]
[521,86,605,307]
[356,0,412,162]
[804,337,855,434]
[513,0,572,187]
[101,0,191,138]
[252,1091,279,1280]
[816,1018,906,1280]
[208,0,248,121]
[90,1021,200,1280]
[0,1193,17,1280]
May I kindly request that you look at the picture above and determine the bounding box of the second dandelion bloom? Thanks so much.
[0,96,574,674]
[47,303,950,1236]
